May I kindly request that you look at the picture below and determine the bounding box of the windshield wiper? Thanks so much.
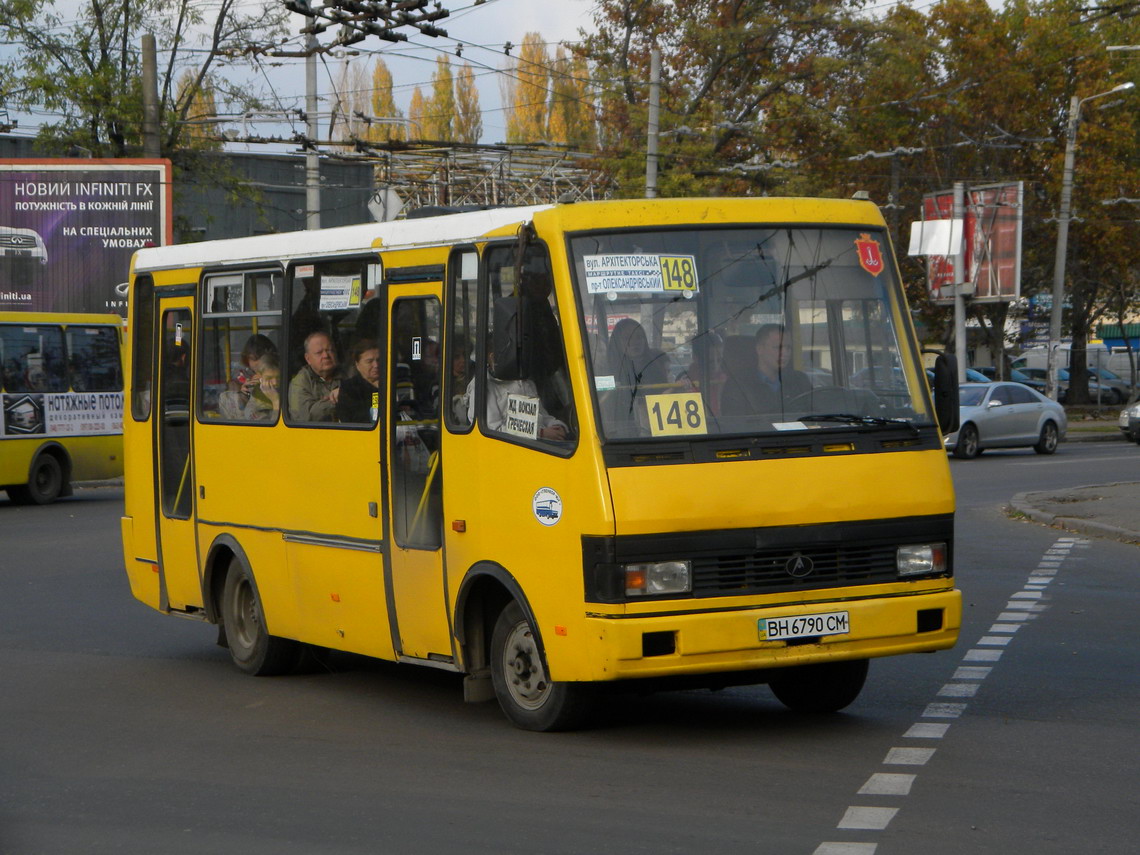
[800,413,920,434]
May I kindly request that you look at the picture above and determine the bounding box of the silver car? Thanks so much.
[944,382,1067,459]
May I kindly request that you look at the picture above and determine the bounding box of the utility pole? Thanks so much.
[305,18,320,230]
[953,181,968,382]
[141,35,161,159]
[646,49,660,199]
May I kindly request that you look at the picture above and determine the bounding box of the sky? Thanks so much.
[0,0,597,147]
[272,0,599,144]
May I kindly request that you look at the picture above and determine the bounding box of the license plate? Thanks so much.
[759,611,850,641]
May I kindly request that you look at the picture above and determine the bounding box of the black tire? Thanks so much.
[490,601,592,731]
[952,423,981,459]
[1033,420,1059,455]
[769,658,869,713]
[8,454,64,505]
[220,558,303,676]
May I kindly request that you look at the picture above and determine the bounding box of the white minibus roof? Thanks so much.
[133,204,553,273]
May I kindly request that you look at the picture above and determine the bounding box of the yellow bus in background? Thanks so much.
[1,312,124,504]
[121,198,961,730]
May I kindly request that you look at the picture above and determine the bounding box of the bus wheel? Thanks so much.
[768,658,869,713]
[490,601,591,731]
[9,454,64,505]
[221,559,302,676]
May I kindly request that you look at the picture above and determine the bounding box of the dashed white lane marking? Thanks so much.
[883,747,936,765]
[858,773,916,796]
[904,722,949,738]
[938,682,980,697]
[837,806,899,830]
[963,648,1003,661]
[922,702,967,718]
[953,665,992,680]
[813,536,1087,853]
[813,843,878,854]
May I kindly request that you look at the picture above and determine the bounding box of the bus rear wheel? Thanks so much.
[490,601,592,731]
[768,658,869,713]
[8,453,64,505]
[221,559,302,676]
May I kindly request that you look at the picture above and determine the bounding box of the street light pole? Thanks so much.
[1046,82,1135,401]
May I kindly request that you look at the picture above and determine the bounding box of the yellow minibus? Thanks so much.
[1,312,124,504]
[121,198,961,730]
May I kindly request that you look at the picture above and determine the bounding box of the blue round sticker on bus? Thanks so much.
[532,487,562,526]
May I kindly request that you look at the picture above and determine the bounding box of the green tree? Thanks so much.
[0,0,288,156]
[580,0,876,197]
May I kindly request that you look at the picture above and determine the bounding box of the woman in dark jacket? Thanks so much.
[336,338,381,424]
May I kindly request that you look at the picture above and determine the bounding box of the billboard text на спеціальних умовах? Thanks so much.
[0,160,171,317]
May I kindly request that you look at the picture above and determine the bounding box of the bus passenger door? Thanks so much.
[386,294,453,662]
[154,299,202,611]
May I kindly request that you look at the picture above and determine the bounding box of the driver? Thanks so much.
[754,324,811,403]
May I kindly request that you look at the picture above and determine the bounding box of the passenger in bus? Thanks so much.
[335,338,381,424]
[675,332,724,413]
[468,342,568,441]
[721,324,811,416]
[288,330,340,421]
[219,334,278,420]
[608,319,668,390]
[244,353,282,421]
[448,334,475,425]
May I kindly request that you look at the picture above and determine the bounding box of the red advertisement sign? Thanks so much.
[922,182,1022,304]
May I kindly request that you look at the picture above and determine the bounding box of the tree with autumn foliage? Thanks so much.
[454,63,483,144]
[504,33,552,143]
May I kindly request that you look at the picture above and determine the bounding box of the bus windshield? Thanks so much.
[569,226,931,441]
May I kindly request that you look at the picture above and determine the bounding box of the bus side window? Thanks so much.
[66,326,123,392]
[199,271,283,424]
[478,243,574,446]
[285,258,378,426]
[445,248,478,431]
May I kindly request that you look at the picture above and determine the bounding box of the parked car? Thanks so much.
[1086,367,1131,404]
[1120,400,1140,444]
[925,367,989,384]
[944,382,1067,459]
[1017,367,1121,404]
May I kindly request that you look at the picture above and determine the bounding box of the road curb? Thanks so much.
[1010,483,1140,545]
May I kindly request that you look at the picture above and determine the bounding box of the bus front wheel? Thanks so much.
[8,453,64,505]
[768,658,869,713]
[490,601,592,731]
[221,559,303,676]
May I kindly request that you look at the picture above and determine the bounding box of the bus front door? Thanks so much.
[386,294,453,663]
[154,299,203,612]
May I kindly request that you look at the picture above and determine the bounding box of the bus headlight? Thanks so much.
[624,561,692,596]
[897,543,947,577]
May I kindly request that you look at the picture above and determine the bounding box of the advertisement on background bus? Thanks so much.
[0,159,172,317]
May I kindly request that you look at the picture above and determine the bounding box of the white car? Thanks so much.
[1120,400,1140,444]
[944,382,1067,459]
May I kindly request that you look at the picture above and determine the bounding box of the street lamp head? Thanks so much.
[1110,82,1135,93]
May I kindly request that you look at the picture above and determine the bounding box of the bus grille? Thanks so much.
[690,543,899,596]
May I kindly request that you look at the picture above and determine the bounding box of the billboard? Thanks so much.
[0,159,172,316]
[921,181,1022,304]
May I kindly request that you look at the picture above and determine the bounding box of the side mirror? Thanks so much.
[929,351,959,434]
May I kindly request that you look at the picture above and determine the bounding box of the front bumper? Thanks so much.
[570,587,961,682]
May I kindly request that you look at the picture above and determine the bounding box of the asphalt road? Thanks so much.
[0,442,1136,854]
